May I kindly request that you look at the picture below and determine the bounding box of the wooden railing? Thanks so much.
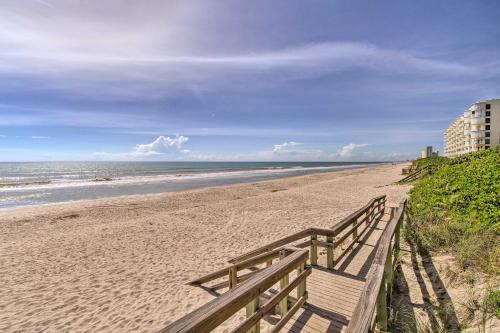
[345,199,406,333]
[228,195,386,268]
[189,196,385,291]
[398,165,431,183]
[160,195,388,333]
[159,247,310,333]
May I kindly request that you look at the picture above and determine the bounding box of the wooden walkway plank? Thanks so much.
[160,196,403,333]
[279,211,392,333]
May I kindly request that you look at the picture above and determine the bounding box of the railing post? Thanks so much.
[297,262,306,299]
[246,297,260,333]
[385,246,394,308]
[352,217,358,239]
[279,250,290,317]
[310,234,318,266]
[376,277,388,330]
[394,222,401,257]
[327,235,334,270]
[229,266,237,289]
[266,259,273,267]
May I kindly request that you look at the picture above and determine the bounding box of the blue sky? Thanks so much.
[1,0,499,161]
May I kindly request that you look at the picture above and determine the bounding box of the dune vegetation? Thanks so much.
[407,148,499,273]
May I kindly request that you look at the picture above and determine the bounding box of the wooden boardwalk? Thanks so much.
[160,196,406,333]
[283,212,390,333]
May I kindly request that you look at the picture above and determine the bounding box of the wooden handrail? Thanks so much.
[228,195,386,265]
[191,196,386,290]
[159,249,309,333]
[345,199,406,333]
[228,229,312,264]
[398,165,429,183]
[159,195,399,333]
[190,247,284,285]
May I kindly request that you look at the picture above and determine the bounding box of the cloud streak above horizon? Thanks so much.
[1,0,500,161]
[0,0,488,102]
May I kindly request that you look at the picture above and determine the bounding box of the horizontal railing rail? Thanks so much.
[345,199,406,333]
[190,196,385,291]
[161,195,398,333]
[160,248,310,333]
[191,196,385,290]
[229,195,385,257]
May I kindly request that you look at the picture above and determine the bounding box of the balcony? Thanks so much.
[470,130,485,139]
[471,117,485,125]
[469,104,485,112]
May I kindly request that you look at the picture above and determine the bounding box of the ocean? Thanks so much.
[0,161,379,209]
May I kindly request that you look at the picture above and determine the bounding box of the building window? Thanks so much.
[485,139,490,144]
[486,118,490,123]
[486,125,490,130]
[472,111,475,115]
[486,132,490,137]
[486,111,491,116]
[486,104,491,109]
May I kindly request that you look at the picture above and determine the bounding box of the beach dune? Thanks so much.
[0,164,409,333]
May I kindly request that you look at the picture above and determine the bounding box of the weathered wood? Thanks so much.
[329,195,386,232]
[294,239,311,248]
[228,195,385,268]
[271,293,307,333]
[335,208,384,265]
[210,270,260,290]
[245,297,260,333]
[191,248,282,285]
[376,281,388,330]
[297,262,306,299]
[384,246,394,307]
[160,249,309,333]
[311,239,335,248]
[231,267,311,333]
[235,249,282,271]
[279,250,290,317]
[167,195,395,333]
[228,229,312,264]
[229,266,237,290]
[398,165,429,183]
[310,234,318,266]
[326,235,334,270]
[334,212,370,245]
[345,199,406,333]
[394,220,401,257]
[190,266,234,285]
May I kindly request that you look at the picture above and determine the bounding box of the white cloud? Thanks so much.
[337,143,368,158]
[93,137,412,162]
[93,135,189,160]
[273,141,303,152]
[134,135,188,155]
[0,134,5,137]
[31,136,49,139]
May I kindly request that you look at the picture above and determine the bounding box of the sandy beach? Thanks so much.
[0,163,410,333]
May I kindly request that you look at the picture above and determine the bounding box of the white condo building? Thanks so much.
[444,99,500,157]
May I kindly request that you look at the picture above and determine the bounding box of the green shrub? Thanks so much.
[412,156,449,171]
[487,290,500,319]
[407,148,500,273]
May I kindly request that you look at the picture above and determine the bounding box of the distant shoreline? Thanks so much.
[0,162,388,209]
